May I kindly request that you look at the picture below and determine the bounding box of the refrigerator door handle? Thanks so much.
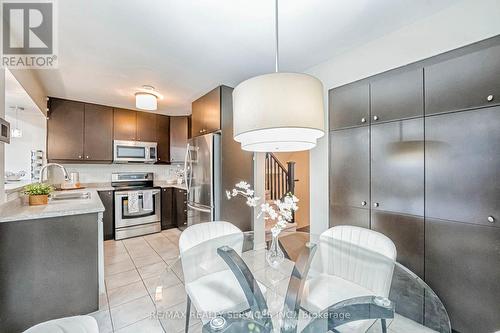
[187,203,212,213]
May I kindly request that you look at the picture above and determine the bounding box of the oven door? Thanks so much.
[114,189,161,228]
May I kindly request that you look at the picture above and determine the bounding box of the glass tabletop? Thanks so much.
[153,230,450,333]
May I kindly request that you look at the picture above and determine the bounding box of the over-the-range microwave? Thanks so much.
[113,140,157,164]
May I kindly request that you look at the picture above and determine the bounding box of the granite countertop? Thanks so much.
[0,189,105,223]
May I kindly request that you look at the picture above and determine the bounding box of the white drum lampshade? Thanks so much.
[233,72,325,152]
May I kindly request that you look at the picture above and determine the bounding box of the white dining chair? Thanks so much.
[23,315,98,333]
[179,221,266,332]
[301,225,397,333]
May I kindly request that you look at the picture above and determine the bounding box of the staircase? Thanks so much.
[264,153,298,240]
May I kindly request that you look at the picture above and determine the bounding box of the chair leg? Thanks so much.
[185,296,191,333]
[381,319,387,333]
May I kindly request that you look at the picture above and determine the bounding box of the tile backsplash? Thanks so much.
[59,164,182,183]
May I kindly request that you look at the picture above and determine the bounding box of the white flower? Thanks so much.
[226,190,232,200]
[231,189,238,197]
[235,181,251,190]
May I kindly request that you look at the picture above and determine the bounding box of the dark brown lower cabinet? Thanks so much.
[161,188,174,230]
[98,191,114,240]
[329,205,369,229]
[371,211,424,278]
[425,218,500,333]
[174,189,187,229]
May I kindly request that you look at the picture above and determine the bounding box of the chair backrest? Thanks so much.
[319,225,397,297]
[179,221,243,284]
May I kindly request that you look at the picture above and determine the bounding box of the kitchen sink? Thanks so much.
[50,192,91,201]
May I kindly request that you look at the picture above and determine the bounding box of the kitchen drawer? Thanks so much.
[425,106,500,227]
[329,81,369,130]
[425,44,500,115]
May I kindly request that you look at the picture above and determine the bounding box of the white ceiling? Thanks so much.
[36,0,457,115]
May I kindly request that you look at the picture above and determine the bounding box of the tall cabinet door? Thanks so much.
[371,118,424,216]
[84,104,113,162]
[426,107,500,227]
[329,82,369,130]
[329,128,370,228]
[47,99,84,161]
[426,218,500,333]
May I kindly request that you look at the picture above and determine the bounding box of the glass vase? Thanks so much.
[266,233,284,268]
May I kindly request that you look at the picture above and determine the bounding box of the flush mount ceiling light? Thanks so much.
[135,85,160,111]
[233,0,324,152]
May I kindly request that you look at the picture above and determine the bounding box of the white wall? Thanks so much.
[4,110,46,177]
[305,0,500,235]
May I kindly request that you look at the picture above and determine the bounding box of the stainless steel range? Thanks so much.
[112,172,161,240]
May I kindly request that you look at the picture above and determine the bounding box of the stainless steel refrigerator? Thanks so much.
[184,86,254,231]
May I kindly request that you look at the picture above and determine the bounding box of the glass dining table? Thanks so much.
[154,231,450,333]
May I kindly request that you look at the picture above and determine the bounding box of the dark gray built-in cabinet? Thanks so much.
[329,36,500,333]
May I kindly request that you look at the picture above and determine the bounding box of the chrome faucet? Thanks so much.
[40,163,70,183]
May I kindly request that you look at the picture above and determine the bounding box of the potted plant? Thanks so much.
[24,183,55,206]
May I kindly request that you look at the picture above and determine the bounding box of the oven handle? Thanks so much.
[187,203,212,213]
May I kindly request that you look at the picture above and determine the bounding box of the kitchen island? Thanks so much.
[0,189,105,332]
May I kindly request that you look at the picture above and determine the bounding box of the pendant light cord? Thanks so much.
[275,0,279,73]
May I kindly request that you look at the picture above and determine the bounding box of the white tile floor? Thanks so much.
[90,228,183,333]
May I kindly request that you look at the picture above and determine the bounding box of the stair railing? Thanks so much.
[265,153,296,201]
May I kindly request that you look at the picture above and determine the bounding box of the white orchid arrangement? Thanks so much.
[226,181,299,237]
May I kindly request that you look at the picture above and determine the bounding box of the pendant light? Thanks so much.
[233,0,324,152]
[135,85,160,111]
[10,106,23,138]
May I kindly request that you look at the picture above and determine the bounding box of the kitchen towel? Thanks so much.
[142,190,153,211]
[128,191,140,213]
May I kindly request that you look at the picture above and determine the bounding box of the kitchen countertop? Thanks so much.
[0,189,105,223]
[4,180,33,194]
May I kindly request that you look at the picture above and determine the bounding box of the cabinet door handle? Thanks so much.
[487,94,494,102]
[373,202,379,208]
[361,117,366,123]
[373,116,379,121]
[488,216,495,223]
[361,201,367,206]
[78,155,82,159]
[86,156,89,159]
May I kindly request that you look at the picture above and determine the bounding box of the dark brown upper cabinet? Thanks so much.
[47,99,85,161]
[170,116,188,163]
[329,82,369,130]
[84,104,113,162]
[370,68,423,123]
[191,87,221,137]
[371,118,424,217]
[425,44,500,115]
[136,111,157,142]
[113,108,137,141]
[425,106,500,227]
[156,115,170,163]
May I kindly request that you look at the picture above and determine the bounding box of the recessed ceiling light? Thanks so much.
[135,85,160,111]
